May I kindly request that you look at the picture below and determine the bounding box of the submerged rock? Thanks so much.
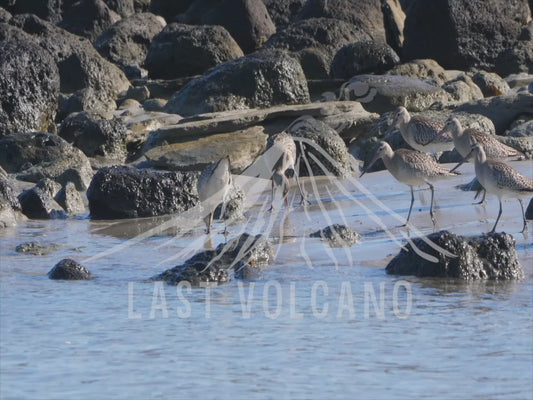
[87,165,198,219]
[152,233,274,286]
[310,224,361,248]
[48,259,92,280]
[16,241,59,256]
[526,198,533,220]
[386,230,523,280]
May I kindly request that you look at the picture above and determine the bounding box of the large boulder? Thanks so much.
[261,0,305,29]
[264,17,371,79]
[18,178,66,220]
[330,41,400,79]
[381,0,405,54]
[386,230,524,280]
[295,0,386,42]
[48,259,92,280]
[144,23,243,79]
[471,71,512,97]
[288,116,354,178]
[178,0,276,54]
[150,0,193,21]
[386,59,449,86]
[95,12,166,70]
[163,49,310,116]
[0,173,23,228]
[58,0,120,42]
[9,14,130,117]
[402,0,531,71]
[0,29,59,136]
[103,0,135,17]
[10,0,63,23]
[87,165,199,219]
[0,132,93,190]
[342,74,450,113]
[58,111,128,160]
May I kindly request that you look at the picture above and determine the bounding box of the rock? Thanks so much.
[54,182,85,215]
[0,132,93,190]
[403,0,530,71]
[213,182,245,222]
[381,0,405,54]
[0,7,11,22]
[58,111,128,160]
[10,0,62,23]
[150,0,193,21]
[289,116,354,178]
[144,23,243,79]
[295,0,386,42]
[222,233,274,279]
[264,17,371,79]
[94,12,166,70]
[9,14,130,118]
[310,224,361,247]
[261,0,305,29]
[16,241,59,255]
[494,40,533,76]
[58,0,120,42]
[386,59,448,86]
[0,174,23,228]
[455,93,533,134]
[18,180,66,219]
[495,136,532,159]
[103,0,135,17]
[123,86,150,103]
[526,198,533,220]
[143,98,167,112]
[472,71,512,97]
[342,74,449,113]
[48,259,92,280]
[163,49,310,117]
[133,0,150,12]
[87,165,199,219]
[145,125,268,173]
[505,73,533,89]
[386,231,523,280]
[178,0,276,54]
[0,30,59,136]
[330,41,400,79]
[442,75,483,103]
[507,120,533,137]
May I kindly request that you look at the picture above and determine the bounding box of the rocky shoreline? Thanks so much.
[1,0,532,282]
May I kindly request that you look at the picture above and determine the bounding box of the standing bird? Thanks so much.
[361,141,460,226]
[391,106,455,155]
[266,131,306,210]
[436,117,524,204]
[197,156,232,234]
[451,143,533,233]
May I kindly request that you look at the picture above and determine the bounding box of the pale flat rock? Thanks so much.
[145,125,268,173]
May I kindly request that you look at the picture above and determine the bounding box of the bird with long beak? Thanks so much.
[450,143,533,233]
[197,156,232,234]
[434,117,524,204]
[360,141,460,226]
[390,106,454,156]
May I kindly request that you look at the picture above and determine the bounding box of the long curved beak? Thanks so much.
[360,153,381,178]
[450,148,473,173]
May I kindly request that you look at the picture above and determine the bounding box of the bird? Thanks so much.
[360,141,460,226]
[436,117,524,204]
[390,106,455,155]
[266,131,306,210]
[450,143,533,233]
[197,156,232,234]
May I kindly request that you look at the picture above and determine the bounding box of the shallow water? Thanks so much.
[1,162,532,399]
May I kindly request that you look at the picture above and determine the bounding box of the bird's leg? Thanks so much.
[428,183,436,227]
[519,198,528,233]
[268,178,275,212]
[402,186,415,227]
[205,212,213,234]
[473,189,486,205]
[294,172,308,205]
[490,199,503,233]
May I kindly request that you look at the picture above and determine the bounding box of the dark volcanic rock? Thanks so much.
[310,224,361,247]
[87,166,199,219]
[264,17,371,79]
[0,174,22,227]
[0,30,59,136]
[48,258,92,280]
[18,182,66,220]
[16,241,59,255]
[330,41,400,79]
[213,183,245,223]
[261,0,305,29]
[178,0,276,54]
[9,14,130,117]
[150,0,193,21]
[55,182,85,215]
[144,23,243,79]
[471,71,512,97]
[386,231,524,280]
[0,7,11,22]
[103,0,135,17]
[164,49,309,116]
[58,111,128,160]
[295,0,386,42]
[289,116,355,178]
[152,233,274,285]
[11,0,63,23]
[526,198,533,220]
[0,132,93,189]
[403,0,530,71]
[95,12,166,70]
[58,0,120,42]
[494,40,533,76]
